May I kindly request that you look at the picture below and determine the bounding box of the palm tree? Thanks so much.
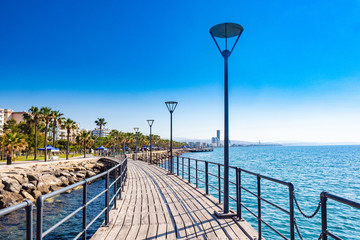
[2,132,28,165]
[51,110,64,147]
[109,130,120,153]
[40,107,52,161]
[78,131,92,158]
[95,118,107,138]
[61,118,77,160]
[28,106,41,160]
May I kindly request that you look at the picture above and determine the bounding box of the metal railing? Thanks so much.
[320,192,360,240]
[0,200,33,240]
[158,156,295,240]
[0,158,127,240]
[36,158,127,240]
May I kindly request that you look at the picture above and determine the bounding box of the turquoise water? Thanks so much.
[0,178,115,240]
[180,145,360,239]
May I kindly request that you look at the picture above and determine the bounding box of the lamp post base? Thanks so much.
[214,210,237,219]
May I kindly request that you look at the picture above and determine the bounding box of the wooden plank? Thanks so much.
[91,159,260,240]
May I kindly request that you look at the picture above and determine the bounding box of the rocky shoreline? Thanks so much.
[0,158,114,209]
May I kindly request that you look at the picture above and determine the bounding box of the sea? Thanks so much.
[0,145,359,239]
[180,145,360,239]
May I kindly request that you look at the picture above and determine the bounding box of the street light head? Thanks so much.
[210,22,243,56]
[134,127,139,133]
[165,101,178,113]
[147,119,154,127]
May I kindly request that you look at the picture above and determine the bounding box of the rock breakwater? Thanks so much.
[0,158,113,209]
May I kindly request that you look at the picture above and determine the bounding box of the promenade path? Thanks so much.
[92,159,259,240]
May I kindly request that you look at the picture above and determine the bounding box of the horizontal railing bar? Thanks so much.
[42,205,84,238]
[185,157,290,187]
[241,203,258,219]
[109,179,117,188]
[259,196,290,214]
[86,189,107,206]
[73,229,84,240]
[324,192,360,209]
[86,207,107,232]
[0,200,31,216]
[241,186,258,198]
[207,172,218,178]
[229,195,237,202]
[326,230,342,240]
[261,218,288,240]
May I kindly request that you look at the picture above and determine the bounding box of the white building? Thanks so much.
[91,128,110,138]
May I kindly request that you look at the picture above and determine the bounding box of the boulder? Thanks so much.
[60,171,71,177]
[0,191,23,208]
[0,180,5,191]
[20,190,35,202]
[50,186,63,192]
[86,171,97,178]
[74,166,86,171]
[68,176,78,185]
[2,177,21,194]
[37,182,50,194]
[53,169,62,177]
[8,174,28,185]
[76,173,86,179]
[22,183,36,193]
[31,190,42,199]
[60,176,69,186]
[27,172,41,182]
[84,164,96,170]
[39,174,62,187]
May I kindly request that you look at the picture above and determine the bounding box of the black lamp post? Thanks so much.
[134,127,139,160]
[210,22,243,217]
[165,101,178,174]
[147,120,154,164]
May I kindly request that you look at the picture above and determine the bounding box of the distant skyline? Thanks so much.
[1,1,360,144]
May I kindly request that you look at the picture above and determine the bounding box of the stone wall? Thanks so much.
[0,158,114,209]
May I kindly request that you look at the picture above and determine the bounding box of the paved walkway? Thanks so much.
[92,160,259,240]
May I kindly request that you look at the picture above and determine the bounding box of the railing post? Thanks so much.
[114,168,117,209]
[118,165,122,199]
[36,196,44,240]
[83,181,87,240]
[236,168,241,219]
[105,171,110,226]
[218,164,221,203]
[196,159,198,188]
[25,200,33,240]
[182,157,184,179]
[257,175,261,239]
[321,192,328,240]
[289,183,295,240]
[177,156,179,176]
[205,161,209,195]
[188,158,191,183]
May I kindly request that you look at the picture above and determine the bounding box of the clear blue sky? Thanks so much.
[1,0,360,143]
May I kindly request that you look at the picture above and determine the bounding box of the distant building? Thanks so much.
[0,108,28,134]
[91,128,110,138]
[53,123,81,142]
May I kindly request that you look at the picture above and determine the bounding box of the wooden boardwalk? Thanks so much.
[92,159,259,240]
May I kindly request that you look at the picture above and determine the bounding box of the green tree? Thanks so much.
[40,107,52,161]
[61,118,77,160]
[51,110,64,147]
[1,132,28,165]
[3,119,18,132]
[28,106,41,160]
[78,131,93,158]
[95,118,107,138]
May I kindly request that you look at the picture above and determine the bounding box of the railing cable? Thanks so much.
[293,192,321,218]
[294,218,304,240]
